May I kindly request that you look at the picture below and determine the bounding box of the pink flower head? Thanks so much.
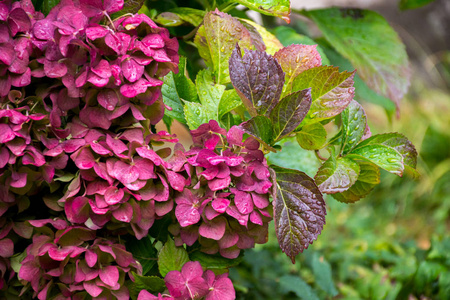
[165,261,209,299]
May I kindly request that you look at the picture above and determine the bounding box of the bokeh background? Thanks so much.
[229,1,450,299]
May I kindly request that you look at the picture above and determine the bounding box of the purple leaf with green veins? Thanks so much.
[353,132,418,176]
[271,165,326,263]
[296,123,327,151]
[341,100,367,154]
[332,162,380,203]
[314,156,360,194]
[305,8,410,108]
[194,10,252,85]
[291,66,355,124]
[238,116,276,152]
[235,0,291,23]
[347,144,404,176]
[270,88,312,142]
[274,44,322,97]
[229,44,285,117]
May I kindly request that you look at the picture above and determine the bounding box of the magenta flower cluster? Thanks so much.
[138,261,235,300]
[168,121,273,259]
[0,1,269,299]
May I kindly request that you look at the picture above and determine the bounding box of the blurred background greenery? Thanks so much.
[230,1,450,299]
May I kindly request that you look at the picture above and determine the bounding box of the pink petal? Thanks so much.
[104,186,124,205]
[84,281,103,297]
[234,191,253,215]
[112,202,133,223]
[99,265,119,287]
[199,217,226,240]
[85,249,97,267]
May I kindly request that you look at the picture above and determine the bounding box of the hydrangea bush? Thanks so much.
[0,0,417,299]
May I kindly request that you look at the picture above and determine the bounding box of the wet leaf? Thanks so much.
[332,161,380,203]
[235,0,290,23]
[341,100,367,154]
[196,69,225,115]
[274,45,322,97]
[195,10,253,85]
[189,251,243,270]
[229,44,285,116]
[111,0,144,18]
[305,8,410,107]
[296,123,327,150]
[271,165,326,263]
[184,102,209,130]
[291,66,355,124]
[354,133,418,176]
[131,272,166,294]
[239,116,275,151]
[270,88,312,142]
[274,26,330,65]
[156,7,204,27]
[161,57,198,125]
[315,156,360,194]
[158,238,190,277]
[347,144,404,176]
[240,19,283,55]
[218,89,242,119]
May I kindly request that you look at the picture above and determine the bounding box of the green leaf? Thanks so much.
[354,133,418,176]
[194,10,253,85]
[271,165,326,263]
[312,253,338,296]
[332,161,380,203]
[239,116,275,151]
[196,69,225,115]
[267,138,321,178]
[347,144,404,176]
[54,173,75,182]
[229,44,285,116]
[315,156,360,194]
[341,100,367,155]
[161,57,198,125]
[279,275,320,300]
[156,7,204,27]
[399,0,435,10]
[414,261,446,294]
[184,102,209,130]
[157,238,190,277]
[41,0,60,15]
[125,236,158,276]
[274,26,330,65]
[296,123,327,150]
[291,66,355,124]
[184,69,225,130]
[131,272,166,294]
[189,251,243,270]
[240,19,283,55]
[274,45,323,97]
[218,89,242,119]
[270,89,312,142]
[235,0,290,23]
[439,271,450,300]
[305,8,410,107]
[111,0,145,18]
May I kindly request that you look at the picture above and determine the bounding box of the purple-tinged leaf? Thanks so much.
[229,44,285,116]
[238,116,275,151]
[194,10,252,85]
[332,162,380,203]
[271,165,326,263]
[270,88,312,142]
[292,66,355,124]
[274,44,322,96]
[341,100,367,155]
[353,132,418,176]
[315,156,360,194]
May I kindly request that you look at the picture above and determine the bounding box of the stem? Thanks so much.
[315,150,327,161]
